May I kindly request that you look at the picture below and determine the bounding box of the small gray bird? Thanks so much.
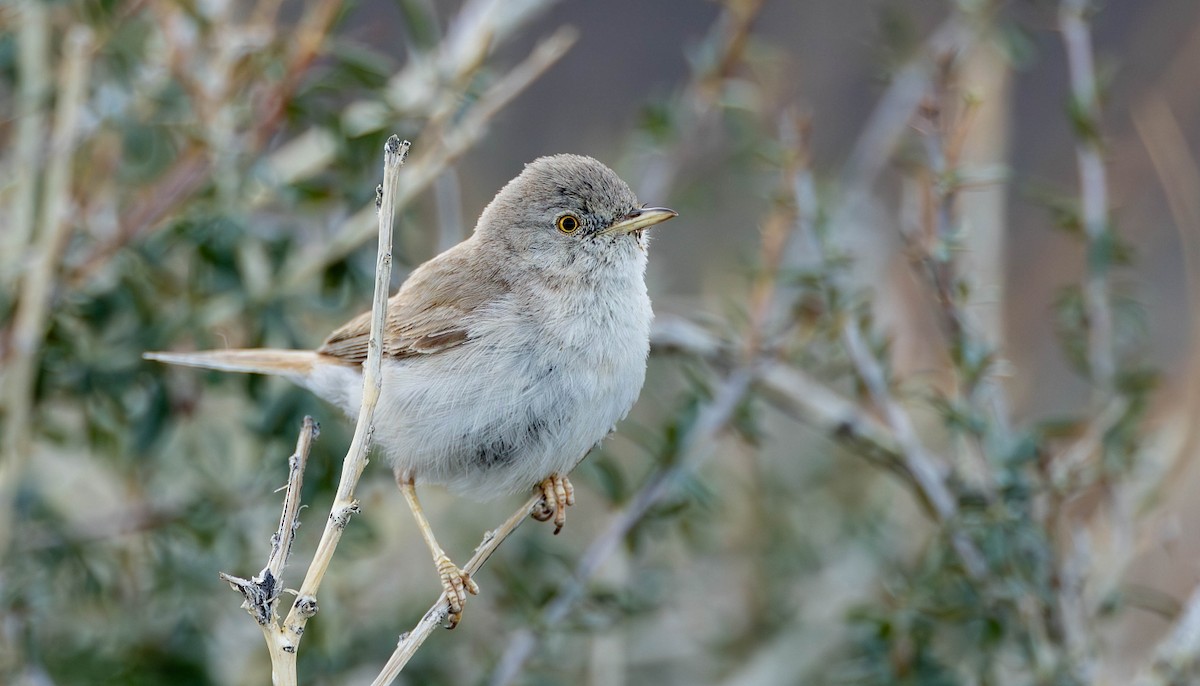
[146,154,677,626]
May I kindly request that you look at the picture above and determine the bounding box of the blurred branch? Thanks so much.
[1135,584,1200,686]
[0,0,49,285]
[0,26,94,557]
[1128,92,1200,686]
[787,116,987,579]
[758,364,918,485]
[371,494,543,685]
[906,51,1012,481]
[840,18,969,192]
[244,0,343,152]
[69,146,212,285]
[634,0,764,202]
[68,1,568,290]
[1060,0,1116,393]
[1133,95,1200,481]
[285,26,578,287]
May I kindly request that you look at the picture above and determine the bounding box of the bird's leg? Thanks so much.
[397,476,478,628]
[532,473,576,534]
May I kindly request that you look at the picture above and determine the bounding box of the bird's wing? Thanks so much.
[318,243,508,364]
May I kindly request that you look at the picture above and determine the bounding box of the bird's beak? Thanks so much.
[601,206,678,235]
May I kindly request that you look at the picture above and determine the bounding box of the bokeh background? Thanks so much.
[3,0,1200,684]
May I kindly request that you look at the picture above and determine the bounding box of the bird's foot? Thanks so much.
[532,474,575,535]
[436,555,479,629]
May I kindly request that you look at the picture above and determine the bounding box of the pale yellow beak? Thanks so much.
[601,206,678,235]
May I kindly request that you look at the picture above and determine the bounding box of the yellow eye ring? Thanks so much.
[556,214,581,234]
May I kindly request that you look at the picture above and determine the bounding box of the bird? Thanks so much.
[145,154,677,627]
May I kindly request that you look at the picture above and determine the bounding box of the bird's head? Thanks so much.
[475,154,677,273]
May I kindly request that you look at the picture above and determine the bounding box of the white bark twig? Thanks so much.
[222,136,407,686]
[219,417,318,627]
[280,134,407,636]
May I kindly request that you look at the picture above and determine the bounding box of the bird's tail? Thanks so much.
[143,349,321,380]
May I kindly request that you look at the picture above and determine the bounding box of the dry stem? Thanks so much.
[276,137,407,656]
[219,136,407,686]
[220,417,318,627]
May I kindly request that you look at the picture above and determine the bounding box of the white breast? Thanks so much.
[307,252,653,500]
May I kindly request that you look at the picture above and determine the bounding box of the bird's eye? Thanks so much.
[556,214,581,234]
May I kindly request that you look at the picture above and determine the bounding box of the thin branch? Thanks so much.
[219,417,319,627]
[371,494,544,685]
[264,137,407,682]
[1060,0,1116,392]
[633,0,765,202]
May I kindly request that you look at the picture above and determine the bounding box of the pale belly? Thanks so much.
[306,301,651,499]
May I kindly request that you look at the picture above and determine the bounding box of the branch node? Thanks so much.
[294,596,319,619]
[331,501,361,529]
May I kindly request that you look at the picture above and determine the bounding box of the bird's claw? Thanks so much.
[533,474,575,534]
[436,555,478,629]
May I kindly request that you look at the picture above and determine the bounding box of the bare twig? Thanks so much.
[1060,0,1116,392]
[258,137,407,684]
[371,494,544,685]
[219,417,318,627]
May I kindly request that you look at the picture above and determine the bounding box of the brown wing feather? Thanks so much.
[318,242,506,364]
